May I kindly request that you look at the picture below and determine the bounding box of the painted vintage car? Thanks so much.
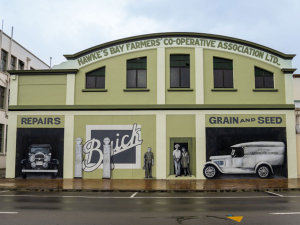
[203,141,285,179]
[21,144,59,179]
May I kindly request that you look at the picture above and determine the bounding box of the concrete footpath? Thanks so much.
[0,175,300,192]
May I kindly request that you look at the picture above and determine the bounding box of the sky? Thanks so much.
[0,0,300,71]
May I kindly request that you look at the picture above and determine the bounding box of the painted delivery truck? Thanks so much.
[203,141,285,179]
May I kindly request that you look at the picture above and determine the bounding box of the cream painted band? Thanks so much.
[6,109,297,179]
[66,74,75,105]
[63,115,74,178]
[195,48,204,104]
[156,113,166,179]
[157,48,166,104]
[285,73,294,104]
[9,75,18,106]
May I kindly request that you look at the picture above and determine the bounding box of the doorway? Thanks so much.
[169,138,195,176]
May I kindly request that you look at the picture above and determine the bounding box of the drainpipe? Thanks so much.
[5,27,13,119]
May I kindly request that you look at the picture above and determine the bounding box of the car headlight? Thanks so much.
[31,162,36,168]
[29,155,35,162]
[43,162,48,168]
[44,155,50,162]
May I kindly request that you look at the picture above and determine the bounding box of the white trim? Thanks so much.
[64,115,74,178]
[86,124,141,169]
[66,74,75,105]
[285,73,294,104]
[157,48,165,104]
[196,114,206,179]
[195,48,204,104]
[156,113,166,179]
[9,75,18,105]
[5,114,17,178]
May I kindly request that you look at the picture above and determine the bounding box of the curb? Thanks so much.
[1,188,300,193]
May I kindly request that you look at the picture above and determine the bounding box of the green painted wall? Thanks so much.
[165,48,196,104]
[74,115,156,179]
[166,115,196,177]
[18,75,67,105]
[203,49,286,104]
[75,49,157,105]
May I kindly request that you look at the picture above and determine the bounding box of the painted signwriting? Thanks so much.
[17,116,65,128]
[21,117,61,125]
[84,124,143,171]
[77,38,281,67]
[205,114,285,127]
[209,116,282,125]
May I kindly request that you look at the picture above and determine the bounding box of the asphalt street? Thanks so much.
[0,190,300,224]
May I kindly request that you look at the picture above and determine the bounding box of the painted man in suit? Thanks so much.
[144,147,154,178]
[173,144,181,177]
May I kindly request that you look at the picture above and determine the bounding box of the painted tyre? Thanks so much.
[52,165,58,179]
[203,165,218,179]
[22,165,27,179]
[256,165,270,179]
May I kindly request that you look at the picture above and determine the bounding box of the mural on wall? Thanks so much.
[15,128,64,179]
[204,127,287,179]
[172,143,192,177]
[143,147,154,178]
[82,124,143,172]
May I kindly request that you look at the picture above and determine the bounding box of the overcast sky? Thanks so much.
[1,0,299,71]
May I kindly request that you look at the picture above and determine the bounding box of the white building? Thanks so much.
[0,30,49,168]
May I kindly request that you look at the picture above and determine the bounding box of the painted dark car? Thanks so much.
[21,144,59,179]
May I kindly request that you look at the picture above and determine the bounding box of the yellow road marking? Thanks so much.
[227,216,243,222]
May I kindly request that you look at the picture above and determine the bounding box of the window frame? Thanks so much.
[0,86,5,109]
[0,49,8,72]
[126,57,147,88]
[85,66,106,89]
[10,55,16,70]
[18,59,24,70]
[254,66,274,88]
[170,54,190,88]
[213,57,234,88]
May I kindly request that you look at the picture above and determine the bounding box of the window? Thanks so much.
[170,54,190,88]
[0,86,5,109]
[126,57,147,88]
[213,57,233,88]
[0,50,7,72]
[18,60,24,70]
[231,148,244,158]
[86,67,105,89]
[255,67,274,88]
[10,56,16,70]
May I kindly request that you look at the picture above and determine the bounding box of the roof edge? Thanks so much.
[7,69,78,75]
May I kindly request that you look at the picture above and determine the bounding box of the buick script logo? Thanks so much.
[83,124,143,172]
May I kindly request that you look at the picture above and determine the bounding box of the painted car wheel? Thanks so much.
[257,165,270,178]
[203,165,218,179]
[22,165,27,179]
[52,165,58,179]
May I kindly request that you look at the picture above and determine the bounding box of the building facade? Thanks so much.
[0,30,49,168]
[6,32,297,180]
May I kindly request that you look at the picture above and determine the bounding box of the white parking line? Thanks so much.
[130,192,138,198]
[0,195,279,199]
[265,191,283,197]
[0,191,9,193]
[0,212,18,214]
[270,212,300,215]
